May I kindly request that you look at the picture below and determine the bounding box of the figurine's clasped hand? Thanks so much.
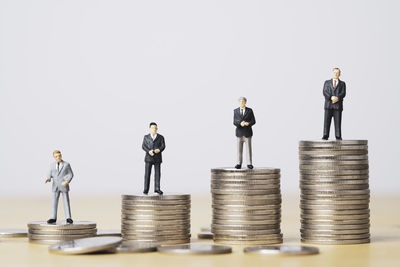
[149,150,155,156]
[240,121,246,127]
[62,181,69,187]
[45,178,51,183]
[154,149,160,154]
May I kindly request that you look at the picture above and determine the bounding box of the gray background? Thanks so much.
[1,0,399,196]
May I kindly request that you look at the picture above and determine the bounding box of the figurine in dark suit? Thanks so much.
[234,97,256,169]
[142,122,165,195]
[322,68,346,140]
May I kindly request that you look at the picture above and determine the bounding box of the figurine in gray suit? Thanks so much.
[45,150,74,224]
[142,122,165,195]
[234,97,256,169]
[322,67,346,140]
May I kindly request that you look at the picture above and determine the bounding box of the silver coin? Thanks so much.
[300,169,369,175]
[48,236,122,255]
[301,179,369,185]
[212,224,280,230]
[212,204,281,211]
[121,224,190,231]
[213,199,281,206]
[300,165,369,171]
[121,209,190,215]
[121,204,190,211]
[197,231,214,239]
[212,219,281,226]
[299,160,369,165]
[299,140,368,146]
[211,178,280,184]
[116,241,158,253]
[29,228,97,235]
[301,233,370,240]
[213,214,280,220]
[301,214,369,220]
[300,155,368,161]
[211,168,280,175]
[299,145,368,150]
[28,221,96,230]
[301,224,370,231]
[300,189,370,195]
[124,238,190,245]
[301,194,369,200]
[122,194,190,200]
[211,189,281,195]
[97,230,122,237]
[301,228,369,235]
[212,194,282,200]
[215,239,283,245]
[200,226,211,232]
[213,209,281,216]
[300,175,369,180]
[300,199,370,205]
[301,208,370,215]
[158,244,231,255]
[121,214,190,220]
[212,229,281,235]
[214,233,282,240]
[244,245,319,255]
[300,204,369,210]
[299,150,368,156]
[301,238,370,245]
[121,200,190,205]
[0,229,28,238]
[301,219,370,225]
[122,229,190,236]
[300,184,369,190]
[123,234,191,241]
[29,233,96,240]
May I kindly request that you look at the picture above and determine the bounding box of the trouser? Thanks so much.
[51,191,72,219]
[323,109,342,138]
[144,162,161,192]
[237,136,252,165]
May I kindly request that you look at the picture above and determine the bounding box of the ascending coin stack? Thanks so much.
[28,221,97,244]
[299,140,370,244]
[211,168,283,245]
[121,194,191,245]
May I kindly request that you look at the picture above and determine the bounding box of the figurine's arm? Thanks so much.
[159,136,166,152]
[45,167,52,183]
[142,137,150,152]
[338,82,346,101]
[233,111,242,127]
[248,110,256,126]
[323,81,331,100]
[62,164,73,187]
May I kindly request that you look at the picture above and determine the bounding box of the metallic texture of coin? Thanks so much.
[197,231,214,239]
[28,221,96,230]
[0,229,28,238]
[157,244,232,255]
[244,245,319,255]
[48,236,122,255]
[97,230,122,237]
[116,241,158,253]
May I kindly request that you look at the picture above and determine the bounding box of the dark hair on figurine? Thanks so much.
[149,122,157,127]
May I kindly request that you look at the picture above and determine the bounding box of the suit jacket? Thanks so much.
[323,79,346,110]
[142,134,166,163]
[233,107,256,137]
[47,161,74,193]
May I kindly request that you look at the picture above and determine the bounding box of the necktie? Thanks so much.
[57,163,60,172]
[334,80,337,88]
[241,109,244,116]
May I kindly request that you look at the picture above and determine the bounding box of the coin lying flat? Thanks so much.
[29,228,97,235]
[97,230,122,237]
[28,221,96,230]
[200,226,211,232]
[122,194,190,200]
[244,245,319,255]
[197,231,214,239]
[48,236,122,255]
[157,244,232,255]
[0,229,28,238]
[116,241,158,253]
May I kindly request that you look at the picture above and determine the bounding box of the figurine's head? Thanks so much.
[238,97,247,108]
[149,122,158,135]
[53,150,62,163]
[333,68,341,79]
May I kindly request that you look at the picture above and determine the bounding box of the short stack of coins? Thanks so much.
[211,168,283,245]
[299,140,370,244]
[28,221,97,244]
[121,194,191,245]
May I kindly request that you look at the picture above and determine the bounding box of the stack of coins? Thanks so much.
[299,140,370,244]
[121,194,191,245]
[211,168,283,245]
[28,221,97,244]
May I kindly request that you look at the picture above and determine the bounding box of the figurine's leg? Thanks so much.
[50,191,61,220]
[323,109,333,138]
[245,137,253,165]
[62,192,72,219]
[154,163,161,191]
[144,162,152,193]
[333,110,342,139]
[237,137,244,165]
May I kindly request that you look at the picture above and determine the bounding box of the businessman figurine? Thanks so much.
[142,122,166,195]
[322,68,346,140]
[234,97,256,169]
[45,150,74,224]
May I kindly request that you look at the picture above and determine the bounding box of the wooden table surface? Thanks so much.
[0,194,399,266]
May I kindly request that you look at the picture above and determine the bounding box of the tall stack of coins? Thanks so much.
[28,221,97,244]
[299,140,370,244]
[121,194,191,245]
[211,168,283,245]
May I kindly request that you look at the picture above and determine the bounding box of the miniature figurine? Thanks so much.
[233,97,256,169]
[142,122,165,195]
[322,67,346,140]
[45,150,74,224]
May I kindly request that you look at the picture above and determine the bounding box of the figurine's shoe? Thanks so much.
[322,136,329,140]
[66,218,73,224]
[336,137,342,140]
[247,165,254,169]
[155,190,163,195]
[143,190,148,195]
[47,218,56,224]
[235,164,241,169]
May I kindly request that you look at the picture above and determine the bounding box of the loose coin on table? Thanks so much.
[116,241,158,253]
[0,229,28,238]
[48,236,122,255]
[157,244,232,255]
[244,245,319,255]
[97,230,122,237]
[197,231,214,239]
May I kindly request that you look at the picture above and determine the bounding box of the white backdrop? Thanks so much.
[1,0,399,196]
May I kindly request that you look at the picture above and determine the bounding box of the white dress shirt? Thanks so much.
[151,134,157,141]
